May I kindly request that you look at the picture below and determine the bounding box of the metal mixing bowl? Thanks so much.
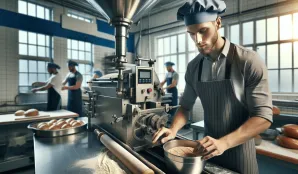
[163,140,205,174]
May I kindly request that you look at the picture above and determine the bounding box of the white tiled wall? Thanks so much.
[0,0,134,113]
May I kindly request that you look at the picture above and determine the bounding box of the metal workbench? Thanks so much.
[33,130,237,174]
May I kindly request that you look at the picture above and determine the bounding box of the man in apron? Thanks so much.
[32,63,62,111]
[159,62,179,121]
[62,60,83,117]
[153,1,273,173]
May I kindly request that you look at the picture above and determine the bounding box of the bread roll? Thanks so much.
[24,109,39,117]
[76,120,84,125]
[273,106,280,115]
[49,124,60,130]
[69,120,76,125]
[57,119,65,123]
[61,124,72,129]
[37,122,46,128]
[47,119,57,126]
[276,135,298,149]
[55,121,65,128]
[39,124,50,130]
[14,110,25,116]
[282,124,298,139]
[65,118,74,124]
[71,121,81,127]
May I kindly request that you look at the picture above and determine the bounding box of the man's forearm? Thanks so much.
[164,84,177,89]
[219,117,271,149]
[169,107,188,133]
[66,85,80,90]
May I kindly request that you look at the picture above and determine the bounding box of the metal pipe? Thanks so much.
[94,128,165,174]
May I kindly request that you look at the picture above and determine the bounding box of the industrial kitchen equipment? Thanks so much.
[85,0,179,151]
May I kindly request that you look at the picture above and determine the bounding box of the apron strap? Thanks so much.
[225,43,236,79]
[198,42,236,82]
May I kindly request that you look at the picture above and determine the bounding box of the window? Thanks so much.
[219,28,225,37]
[18,0,52,20]
[67,12,92,23]
[19,59,50,93]
[240,12,298,93]
[156,33,198,93]
[242,22,254,45]
[68,39,93,87]
[230,24,240,44]
[19,30,53,58]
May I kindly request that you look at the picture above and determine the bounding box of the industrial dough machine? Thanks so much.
[85,0,177,151]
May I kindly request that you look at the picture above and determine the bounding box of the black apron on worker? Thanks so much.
[166,72,178,118]
[67,72,82,117]
[196,43,258,174]
[47,86,61,111]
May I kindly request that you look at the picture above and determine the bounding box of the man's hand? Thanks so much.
[61,86,68,90]
[194,136,229,160]
[31,88,38,93]
[152,127,177,144]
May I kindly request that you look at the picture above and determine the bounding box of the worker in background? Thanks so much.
[88,70,103,90]
[153,1,272,174]
[31,63,62,111]
[62,60,83,117]
[159,61,179,121]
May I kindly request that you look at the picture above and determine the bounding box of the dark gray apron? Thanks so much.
[196,43,258,174]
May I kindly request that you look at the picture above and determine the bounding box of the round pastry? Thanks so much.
[69,120,76,125]
[14,110,25,116]
[61,124,72,129]
[24,109,39,117]
[39,124,50,130]
[47,119,57,126]
[65,118,74,124]
[37,122,46,128]
[76,120,84,125]
[276,135,298,149]
[282,124,298,139]
[49,124,60,130]
[57,119,65,123]
[55,121,65,128]
[71,121,81,127]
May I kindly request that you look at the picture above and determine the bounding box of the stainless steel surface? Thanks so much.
[163,140,204,174]
[27,121,87,137]
[33,127,236,174]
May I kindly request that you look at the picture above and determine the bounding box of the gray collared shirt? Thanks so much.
[180,38,273,122]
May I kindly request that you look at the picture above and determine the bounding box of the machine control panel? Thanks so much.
[135,67,154,103]
[138,70,152,84]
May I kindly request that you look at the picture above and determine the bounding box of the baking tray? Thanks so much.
[27,121,87,137]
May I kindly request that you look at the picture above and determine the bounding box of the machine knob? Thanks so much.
[147,88,153,93]
[141,89,145,94]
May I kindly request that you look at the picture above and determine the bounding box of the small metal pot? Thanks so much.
[163,140,205,174]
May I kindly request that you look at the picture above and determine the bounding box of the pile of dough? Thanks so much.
[167,146,200,157]
[24,109,39,117]
[35,118,84,131]
[14,110,25,116]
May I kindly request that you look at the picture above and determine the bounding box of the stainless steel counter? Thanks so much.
[33,130,238,174]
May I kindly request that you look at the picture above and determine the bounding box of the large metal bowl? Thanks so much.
[163,140,205,174]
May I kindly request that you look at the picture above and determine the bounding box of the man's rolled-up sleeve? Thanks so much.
[179,65,197,112]
[245,52,273,122]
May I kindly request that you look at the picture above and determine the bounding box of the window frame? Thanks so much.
[238,11,298,93]
[67,39,94,87]
[18,0,53,21]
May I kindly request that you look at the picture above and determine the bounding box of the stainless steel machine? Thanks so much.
[85,0,178,151]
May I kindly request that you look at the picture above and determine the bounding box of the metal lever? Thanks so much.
[111,114,124,124]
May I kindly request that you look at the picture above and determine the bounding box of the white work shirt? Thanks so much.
[47,73,62,95]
